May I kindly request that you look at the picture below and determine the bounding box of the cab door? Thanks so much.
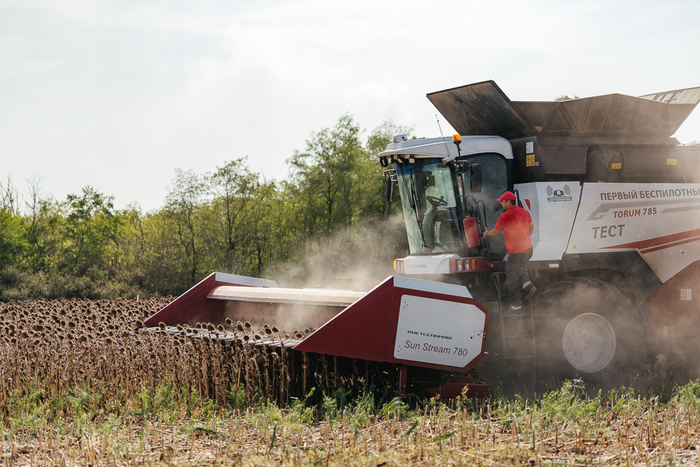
[461,154,509,261]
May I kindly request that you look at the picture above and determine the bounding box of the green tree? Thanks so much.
[0,209,25,267]
[0,176,20,215]
[0,176,25,274]
[164,169,209,285]
[137,209,188,296]
[24,182,63,274]
[242,180,277,276]
[0,115,419,300]
[270,117,412,285]
[63,186,122,276]
[210,158,275,274]
[109,204,151,293]
[286,114,367,237]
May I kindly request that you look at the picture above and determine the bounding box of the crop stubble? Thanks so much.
[1,298,700,465]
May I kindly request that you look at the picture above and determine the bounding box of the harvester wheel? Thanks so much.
[531,277,645,388]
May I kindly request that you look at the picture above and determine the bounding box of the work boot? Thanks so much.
[504,304,522,315]
[524,286,537,300]
[523,281,537,300]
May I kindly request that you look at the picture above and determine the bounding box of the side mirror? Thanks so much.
[384,170,397,202]
[469,163,482,193]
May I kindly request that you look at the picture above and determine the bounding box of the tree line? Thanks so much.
[0,115,410,300]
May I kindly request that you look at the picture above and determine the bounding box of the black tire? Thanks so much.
[531,277,646,389]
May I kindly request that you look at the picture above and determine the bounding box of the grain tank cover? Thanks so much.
[428,80,700,140]
[427,81,535,140]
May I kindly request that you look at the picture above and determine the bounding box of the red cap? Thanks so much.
[497,191,516,202]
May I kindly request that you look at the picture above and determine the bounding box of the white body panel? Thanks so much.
[393,275,473,298]
[515,182,581,261]
[378,135,513,160]
[397,176,700,284]
[567,183,700,282]
[393,294,486,367]
[214,272,277,288]
[402,253,460,275]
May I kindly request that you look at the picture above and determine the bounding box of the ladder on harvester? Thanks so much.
[492,272,537,376]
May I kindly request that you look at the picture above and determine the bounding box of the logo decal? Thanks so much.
[547,184,573,202]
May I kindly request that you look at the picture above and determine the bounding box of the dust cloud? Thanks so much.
[482,275,700,397]
[221,300,340,336]
[269,213,408,291]
[208,213,408,335]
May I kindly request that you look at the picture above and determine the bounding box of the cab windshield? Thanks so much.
[395,160,463,255]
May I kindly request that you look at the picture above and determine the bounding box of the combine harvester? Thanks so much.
[144,81,700,398]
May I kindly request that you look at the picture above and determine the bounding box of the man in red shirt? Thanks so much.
[483,191,536,312]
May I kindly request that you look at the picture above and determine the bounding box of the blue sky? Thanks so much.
[2,0,699,211]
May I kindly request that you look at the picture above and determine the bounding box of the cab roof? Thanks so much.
[377,135,513,162]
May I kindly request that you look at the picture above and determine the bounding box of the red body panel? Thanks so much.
[294,278,396,361]
[143,273,276,328]
[649,260,700,337]
[143,274,489,375]
[294,276,489,373]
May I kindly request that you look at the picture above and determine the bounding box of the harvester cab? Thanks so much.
[380,133,511,268]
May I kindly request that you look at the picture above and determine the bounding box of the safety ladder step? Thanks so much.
[503,336,536,359]
[499,306,537,361]
[492,271,538,365]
